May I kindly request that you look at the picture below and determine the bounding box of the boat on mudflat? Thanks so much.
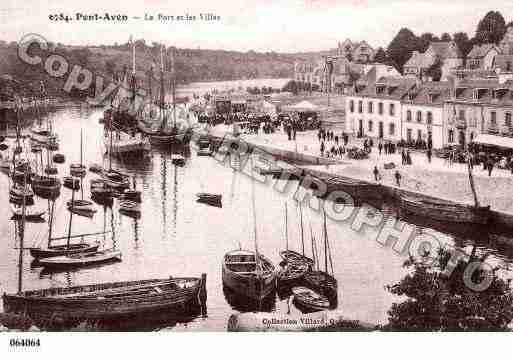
[105,133,151,158]
[10,204,45,220]
[222,249,276,301]
[279,250,314,267]
[38,249,122,269]
[2,275,206,323]
[399,195,490,225]
[292,286,331,313]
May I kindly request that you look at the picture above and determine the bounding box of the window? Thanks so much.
[378,102,384,115]
[427,112,433,124]
[349,100,354,113]
[448,129,454,143]
[416,111,422,123]
[406,129,412,142]
[406,110,412,122]
[358,100,363,113]
[376,85,385,94]
[389,123,395,136]
[491,111,497,126]
[459,109,465,121]
[368,101,373,114]
[389,103,395,116]
[368,120,373,132]
[506,113,512,127]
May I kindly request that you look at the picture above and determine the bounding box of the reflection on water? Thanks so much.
[1,103,513,331]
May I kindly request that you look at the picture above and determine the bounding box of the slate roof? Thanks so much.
[404,81,452,105]
[449,79,513,106]
[467,44,499,59]
[352,76,416,100]
[404,51,434,68]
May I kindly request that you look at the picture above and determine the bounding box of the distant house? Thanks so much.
[499,25,513,55]
[403,41,463,81]
[466,44,501,70]
[337,39,375,63]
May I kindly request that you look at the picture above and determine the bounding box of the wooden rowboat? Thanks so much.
[277,262,309,283]
[70,164,86,177]
[399,195,490,225]
[171,154,186,166]
[279,250,314,267]
[30,242,100,260]
[222,250,276,301]
[119,200,140,213]
[2,275,206,323]
[10,204,45,220]
[292,286,331,312]
[38,249,122,269]
[304,271,338,304]
[63,176,80,190]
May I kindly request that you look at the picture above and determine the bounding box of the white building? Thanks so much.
[345,77,416,141]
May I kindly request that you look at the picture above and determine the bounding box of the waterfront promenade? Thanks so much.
[207,125,513,215]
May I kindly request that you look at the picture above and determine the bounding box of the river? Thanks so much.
[1,82,513,331]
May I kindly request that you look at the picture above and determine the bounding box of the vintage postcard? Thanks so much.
[1,0,513,355]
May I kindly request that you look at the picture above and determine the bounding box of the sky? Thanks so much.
[1,0,513,52]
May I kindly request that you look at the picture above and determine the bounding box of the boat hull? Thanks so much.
[400,197,490,224]
[38,251,122,269]
[30,243,100,260]
[2,277,204,322]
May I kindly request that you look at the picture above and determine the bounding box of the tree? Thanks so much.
[453,32,473,58]
[441,33,452,42]
[419,33,439,52]
[475,11,507,44]
[387,28,423,73]
[282,80,299,95]
[426,58,442,81]
[385,248,513,331]
[374,47,388,63]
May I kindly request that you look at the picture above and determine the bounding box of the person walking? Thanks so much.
[394,170,402,187]
[320,141,325,157]
[487,158,494,177]
[406,150,412,165]
[335,135,339,145]
[378,142,383,156]
[317,129,322,142]
[373,166,380,182]
[427,148,432,163]
[401,149,406,165]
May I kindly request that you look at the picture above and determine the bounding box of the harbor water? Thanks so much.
[1,85,513,330]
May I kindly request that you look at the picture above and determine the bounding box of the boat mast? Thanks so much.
[66,189,75,249]
[171,47,176,129]
[309,223,316,269]
[467,154,480,207]
[323,209,328,274]
[47,200,54,248]
[17,170,28,294]
[251,156,261,276]
[80,128,83,168]
[160,45,166,130]
[284,202,288,251]
[299,201,305,255]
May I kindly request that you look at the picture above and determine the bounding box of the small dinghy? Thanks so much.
[91,179,116,200]
[171,154,186,166]
[10,186,35,205]
[38,249,122,269]
[44,166,58,175]
[89,163,104,174]
[278,261,310,284]
[120,190,141,203]
[53,153,65,163]
[279,250,315,267]
[63,176,80,190]
[31,175,61,196]
[196,193,222,207]
[11,204,45,220]
[30,242,100,260]
[102,170,130,189]
[67,199,97,218]
[119,200,140,213]
[292,286,331,313]
[70,164,86,177]
[31,144,42,153]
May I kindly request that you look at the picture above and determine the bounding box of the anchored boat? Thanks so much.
[38,249,122,269]
[292,286,331,312]
[2,275,207,323]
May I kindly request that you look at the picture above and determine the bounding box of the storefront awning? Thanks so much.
[472,134,513,149]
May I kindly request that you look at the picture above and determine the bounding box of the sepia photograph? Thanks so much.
[1,0,513,355]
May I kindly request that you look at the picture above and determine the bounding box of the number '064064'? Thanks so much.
[9,338,40,347]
